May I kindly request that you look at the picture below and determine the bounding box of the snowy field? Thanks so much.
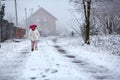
[0,35,120,80]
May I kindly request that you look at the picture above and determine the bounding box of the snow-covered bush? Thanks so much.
[91,35,120,55]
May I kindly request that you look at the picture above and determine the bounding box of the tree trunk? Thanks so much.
[83,0,91,45]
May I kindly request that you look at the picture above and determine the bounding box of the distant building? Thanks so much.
[27,7,57,36]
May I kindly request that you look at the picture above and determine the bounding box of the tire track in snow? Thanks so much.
[53,42,115,80]
[54,45,115,80]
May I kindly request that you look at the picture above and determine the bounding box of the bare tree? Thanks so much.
[70,0,92,44]
[83,0,91,44]
[70,0,120,44]
[67,13,81,36]
[95,13,120,35]
[92,0,120,35]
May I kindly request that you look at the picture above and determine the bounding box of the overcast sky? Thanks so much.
[3,0,73,30]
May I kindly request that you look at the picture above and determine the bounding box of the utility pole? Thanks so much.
[25,8,28,37]
[0,2,2,43]
[25,8,27,27]
[14,0,18,26]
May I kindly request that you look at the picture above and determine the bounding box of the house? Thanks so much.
[27,7,57,36]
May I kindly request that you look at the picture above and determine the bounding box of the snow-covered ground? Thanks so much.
[0,35,120,80]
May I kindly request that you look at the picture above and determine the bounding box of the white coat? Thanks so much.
[29,29,40,41]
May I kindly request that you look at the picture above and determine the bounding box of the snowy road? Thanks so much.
[0,37,120,80]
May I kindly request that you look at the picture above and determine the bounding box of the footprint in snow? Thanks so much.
[30,77,36,80]
[51,69,58,73]
[65,55,76,58]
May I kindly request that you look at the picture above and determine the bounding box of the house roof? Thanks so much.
[28,7,57,20]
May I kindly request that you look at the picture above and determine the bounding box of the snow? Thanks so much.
[0,35,120,80]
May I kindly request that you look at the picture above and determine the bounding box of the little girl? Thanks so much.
[29,24,40,51]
